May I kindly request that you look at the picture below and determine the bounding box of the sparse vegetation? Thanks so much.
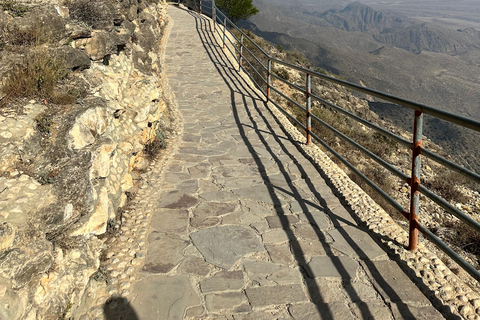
[36,114,53,136]
[1,0,28,17]
[1,49,73,104]
[144,127,167,159]
[65,0,110,27]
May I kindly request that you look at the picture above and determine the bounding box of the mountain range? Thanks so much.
[240,0,480,171]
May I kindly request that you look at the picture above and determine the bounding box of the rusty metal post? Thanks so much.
[267,59,272,102]
[199,0,202,15]
[222,17,227,49]
[212,0,216,29]
[306,73,312,145]
[239,34,244,72]
[409,110,423,250]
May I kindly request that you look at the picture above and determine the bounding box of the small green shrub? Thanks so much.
[1,0,28,17]
[144,128,167,159]
[36,114,53,135]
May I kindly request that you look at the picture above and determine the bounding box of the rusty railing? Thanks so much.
[181,0,480,282]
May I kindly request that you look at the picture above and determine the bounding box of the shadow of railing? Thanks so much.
[182,7,439,319]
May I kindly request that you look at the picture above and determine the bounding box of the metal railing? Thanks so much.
[180,0,480,282]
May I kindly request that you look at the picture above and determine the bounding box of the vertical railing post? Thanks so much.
[199,0,202,15]
[306,73,312,145]
[267,59,272,102]
[222,17,227,49]
[239,34,244,72]
[408,110,423,250]
[212,0,216,29]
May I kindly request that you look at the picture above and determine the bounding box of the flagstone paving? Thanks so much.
[110,5,445,320]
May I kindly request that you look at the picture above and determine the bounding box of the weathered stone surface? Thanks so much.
[177,257,212,277]
[150,209,188,233]
[289,302,354,320]
[262,229,293,244]
[130,275,200,320]
[305,278,346,304]
[350,302,394,320]
[245,284,307,307]
[242,260,302,286]
[390,303,444,319]
[198,191,239,202]
[200,270,244,293]
[292,224,323,241]
[306,256,359,279]
[362,261,431,306]
[194,202,236,218]
[55,46,91,70]
[291,239,326,258]
[0,222,15,253]
[190,226,264,269]
[190,217,221,229]
[297,210,330,230]
[143,232,188,274]
[233,309,294,320]
[232,185,285,206]
[157,190,199,209]
[328,226,387,260]
[205,292,249,313]
[266,215,299,229]
[266,244,295,266]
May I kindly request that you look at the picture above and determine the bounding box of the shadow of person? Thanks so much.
[103,296,139,320]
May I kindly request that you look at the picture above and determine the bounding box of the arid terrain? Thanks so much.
[241,0,480,172]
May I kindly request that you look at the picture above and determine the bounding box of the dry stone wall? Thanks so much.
[0,0,171,318]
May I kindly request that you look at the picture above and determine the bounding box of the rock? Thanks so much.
[71,186,110,235]
[55,46,91,70]
[80,30,130,61]
[190,226,264,269]
[0,222,15,254]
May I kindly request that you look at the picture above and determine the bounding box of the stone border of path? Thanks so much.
[205,8,480,320]
[72,7,189,319]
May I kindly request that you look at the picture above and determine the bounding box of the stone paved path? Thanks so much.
[119,6,444,320]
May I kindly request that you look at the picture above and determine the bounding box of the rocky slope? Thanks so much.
[0,0,172,318]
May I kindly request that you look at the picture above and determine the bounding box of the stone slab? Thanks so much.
[362,261,432,307]
[266,215,299,229]
[143,232,188,274]
[350,302,394,320]
[245,284,307,307]
[328,226,387,260]
[149,209,188,233]
[130,275,200,320]
[190,225,264,269]
[266,244,295,266]
[157,190,199,209]
[262,229,293,244]
[194,202,237,218]
[205,292,249,313]
[200,270,244,293]
[289,302,354,320]
[390,303,444,319]
[306,256,359,279]
[177,257,212,277]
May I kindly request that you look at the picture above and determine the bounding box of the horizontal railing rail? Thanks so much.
[180,0,480,282]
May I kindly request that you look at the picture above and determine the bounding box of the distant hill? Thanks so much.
[303,1,480,55]
[241,0,480,172]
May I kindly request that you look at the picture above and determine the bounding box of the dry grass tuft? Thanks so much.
[1,49,69,103]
